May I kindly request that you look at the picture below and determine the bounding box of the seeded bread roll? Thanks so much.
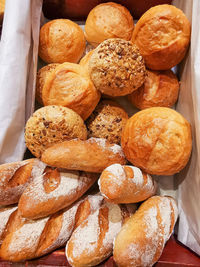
[131,5,191,70]
[85,2,134,47]
[86,100,128,144]
[25,105,87,158]
[89,38,146,96]
[39,19,86,64]
[128,69,179,109]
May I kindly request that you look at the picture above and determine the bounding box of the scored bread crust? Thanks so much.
[131,4,191,70]
[41,138,127,173]
[121,107,192,175]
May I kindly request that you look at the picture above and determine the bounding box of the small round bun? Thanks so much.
[36,63,59,105]
[128,69,179,109]
[36,62,101,120]
[85,2,134,47]
[121,107,192,175]
[39,19,86,64]
[41,138,127,173]
[86,100,128,144]
[99,164,156,203]
[79,50,94,76]
[25,105,87,158]
[131,5,191,70]
[89,38,146,96]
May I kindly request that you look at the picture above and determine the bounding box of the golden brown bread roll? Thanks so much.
[113,196,178,267]
[86,100,128,144]
[85,2,134,47]
[131,5,191,70]
[79,50,94,76]
[89,38,146,96]
[99,164,157,203]
[128,69,179,109]
[25,105,87,158]
[36,63,101,120]
[121,107,192,175]
[39,19,86,64]
[41,138,127,173]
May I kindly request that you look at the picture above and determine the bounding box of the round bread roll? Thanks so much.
[36,63,59,105]
[86,100,128,144]
[128,69,179,109]
[121,107,192,175]
[36,62,101,120]
[39,19,86,64]
[99,164,157,204]
[25,105,87,158]
[79,50,94,76]
[89,38,146,96]
[131,5,191,70]
[41,138,127,173]
[85,2,134,47]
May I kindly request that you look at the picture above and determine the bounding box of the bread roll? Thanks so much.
[37,63,101,120]
[113,196,178,267]
[25,105,87,158]
[79,50,94,76]
[66,200,137,267]
[0,158,45,205]
[89,38,146,96]
[128,69,179,109]
[121,107,192,175]
[41,138,127,173]
[131,5,191,70]
[86,100,128,144]
[99,164,157,203]
[85,2,134,47]
[39,19,86,64]
[18,167,98,219]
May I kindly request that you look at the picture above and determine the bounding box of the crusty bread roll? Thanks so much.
[0,158,45,205]
[121,107,192,175]
[99,164,157,203]
[85,2,134,47]
[89,38,146,96]
[18,167,98,219]
[113,196,178,267]
[79,50,94,76]
[128,69,179,109]
[86,100,128,144]
[39,19,86,64]
[131,5,191,70]
[36,63,101,120]
[25,105,87,158]
[41,138,127,173]
[66,200,137,267]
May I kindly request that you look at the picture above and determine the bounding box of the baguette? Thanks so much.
[0,159,46,205]
[18,167,98,219]
[66,201,137,267]
[0,194,104,262]
[99,164,157,203]
[113,196,178,267]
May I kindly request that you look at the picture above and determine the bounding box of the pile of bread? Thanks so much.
[0,2,192,267]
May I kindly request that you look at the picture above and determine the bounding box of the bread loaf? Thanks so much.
[99,164,157,203]
[66,200,137,267]
[0,159,45,205]
[18,167,98,219]
[113,196,178,267]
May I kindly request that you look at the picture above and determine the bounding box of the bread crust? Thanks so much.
[85,2,134,47]
[121,107,192,175]
[39,19,86,63]
[41,138,127,173]
[128,69,179,109]
[131,5,191,70]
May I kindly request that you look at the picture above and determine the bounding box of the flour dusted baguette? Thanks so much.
[0,194,104,262]
[18,167,98,219]
[66,201,137,267]
[0,158,45,205]
[99,164,157,203]
[113,196,178,267]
